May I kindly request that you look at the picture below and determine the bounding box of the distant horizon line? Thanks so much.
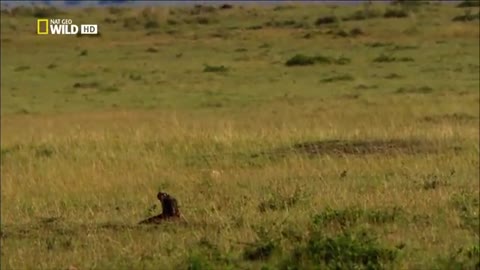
[1,0,387,8]
[1,0,459,9]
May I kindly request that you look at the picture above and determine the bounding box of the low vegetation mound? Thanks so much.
[285,54,350,66]
[282,229,399,269]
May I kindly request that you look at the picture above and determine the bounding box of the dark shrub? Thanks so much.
[457,0,480,7]
[335,56,351,65]
[350,28,365,36]
[108,6,127,15]
[285,54,317,66]
[107,6,127,15]
[334,29,349,37]
[315,16,339,25]
[451,192,480,234]
[34,144,55,158]
[144,19,160,29]
[365,42,393,48]
[243,241,276,261]
[374,54,396,63]
[219,4,233,10]
[314,55,335,64]
[190,5,216,15]
[203,65,229,73]
[146,47,158,53]
[273,5,296,11]
[104,17,117,24]
[384,8,409,18]
[99,86,120,93]
[10,6,62,18]
[282,230,398,270]
[247,25,263,30]
[452,12,480,22]
[320,74,354,83]
[167,19,178,25]
[391,0,430,8]
[286,54,351,66]
[343,9,381,21]
[14,66,30,72]
[185,254,214,270]
[402,57,414,62]
[395,86,433,94]
[73,82,99,89]
[32,6,62,18]
[10,6,33,16]
[329,28,364,38]
[196,17,212,24]
[373,54,413,63]
[265,19,303,28]
[123,17,141,29]
[435,244,480,269]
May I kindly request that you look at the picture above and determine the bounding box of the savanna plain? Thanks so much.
[0,1,479,269]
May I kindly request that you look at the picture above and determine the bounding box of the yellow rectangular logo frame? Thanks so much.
[37,19,49,35]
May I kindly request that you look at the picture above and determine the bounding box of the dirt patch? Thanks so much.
[73,82,99,89]
[422,113,478,123]
[253,139,437,158]
[395,86,433,94]
[293,139,433,156]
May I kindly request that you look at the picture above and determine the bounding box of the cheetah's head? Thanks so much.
[157,192,169,202]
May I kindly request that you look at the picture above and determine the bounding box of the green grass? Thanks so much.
[1,2,479,270]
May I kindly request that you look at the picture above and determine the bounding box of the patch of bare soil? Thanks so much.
[422,113,478,123]
[253,139,439,158]
[293,139,434,155]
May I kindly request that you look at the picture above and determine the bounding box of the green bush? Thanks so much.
[282,230,398,270]
[434,244,480,269]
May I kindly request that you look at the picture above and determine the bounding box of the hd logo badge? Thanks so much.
[37,19,98,35]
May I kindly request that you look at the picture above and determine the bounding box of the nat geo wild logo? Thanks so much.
[37,18,98,35]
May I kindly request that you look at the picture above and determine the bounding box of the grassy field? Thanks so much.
[1,1,479,269]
